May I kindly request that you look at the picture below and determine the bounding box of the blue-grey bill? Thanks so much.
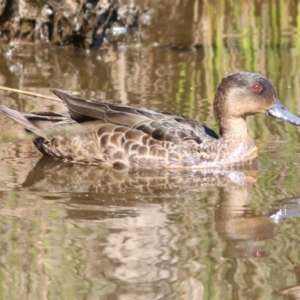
[266,98,300,126]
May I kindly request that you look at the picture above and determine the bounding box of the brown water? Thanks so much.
[1,1,300,299]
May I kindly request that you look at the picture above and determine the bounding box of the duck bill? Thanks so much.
[266,98,300,126]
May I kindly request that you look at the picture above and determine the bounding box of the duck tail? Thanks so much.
[0,105,46,138]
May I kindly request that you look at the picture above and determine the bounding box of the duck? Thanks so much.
[1,72,300,169]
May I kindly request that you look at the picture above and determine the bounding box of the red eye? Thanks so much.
[252,83,262,92]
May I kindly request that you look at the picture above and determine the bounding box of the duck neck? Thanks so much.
[218,117,253,142]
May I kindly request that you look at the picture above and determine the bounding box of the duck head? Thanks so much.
[214,72,300,137]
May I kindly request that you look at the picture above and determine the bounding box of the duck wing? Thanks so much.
[51,89,219,144]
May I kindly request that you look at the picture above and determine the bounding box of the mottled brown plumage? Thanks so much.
[1,72,300,169]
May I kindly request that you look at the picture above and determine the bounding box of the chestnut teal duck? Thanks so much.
[1,72,300,169]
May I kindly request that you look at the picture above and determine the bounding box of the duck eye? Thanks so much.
[252,83,262,93]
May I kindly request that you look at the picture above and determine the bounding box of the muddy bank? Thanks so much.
[0,0,139,47]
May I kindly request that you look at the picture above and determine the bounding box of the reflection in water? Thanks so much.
[216,187,276,259]
[280,284,300,300]
[6,159,253,298]
[0,158,293,298]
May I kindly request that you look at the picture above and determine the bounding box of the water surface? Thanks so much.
[0,1,300,299]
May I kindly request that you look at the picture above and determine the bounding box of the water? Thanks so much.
[0,0,300,299]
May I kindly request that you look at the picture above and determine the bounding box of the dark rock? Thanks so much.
[0,0,140,47]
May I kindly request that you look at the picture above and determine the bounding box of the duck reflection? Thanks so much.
[18,158,300,299]
[215,186,276,258]
[22,157,297,258]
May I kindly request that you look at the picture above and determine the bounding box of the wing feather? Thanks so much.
[50,89,219,144]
